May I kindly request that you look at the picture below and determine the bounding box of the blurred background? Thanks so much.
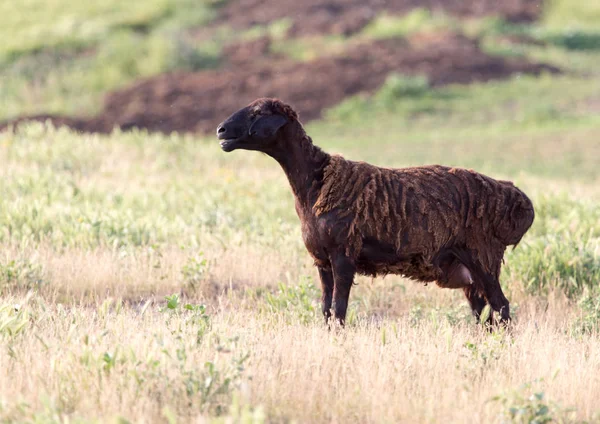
[1,1,599,152]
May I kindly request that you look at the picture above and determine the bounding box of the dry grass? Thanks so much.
[1,243,310,303]
[1,238,599,423]
[1,278,599,423]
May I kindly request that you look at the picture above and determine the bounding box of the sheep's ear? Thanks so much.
[249,115,287,139]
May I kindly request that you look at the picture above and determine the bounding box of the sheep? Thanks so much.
[216,98,535,326]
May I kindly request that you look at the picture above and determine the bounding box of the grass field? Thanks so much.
[1,1,600,423]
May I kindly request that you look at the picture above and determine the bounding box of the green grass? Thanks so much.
[360,8,459,39]
[0,0,223,62]
[0,0,225,120]
[1,116,599,298]
[319,73,600,180]
[542,0,600,31]
[0,32,222,118]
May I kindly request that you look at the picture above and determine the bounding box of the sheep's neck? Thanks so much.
[270,136,330,209]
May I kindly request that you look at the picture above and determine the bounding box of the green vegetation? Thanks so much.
[571,292,600,336]
[361,8,458,39]
[0,0,221,60]
[0,0,225,119]
[0,300,30,337]
[262,278,320,324]
[2,0,600,123]
[321,73,600,179]
[1,119,598,299]
[542,0,600,31]
[492,379,578,424]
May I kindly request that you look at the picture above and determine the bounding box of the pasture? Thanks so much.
[1,0,600,422]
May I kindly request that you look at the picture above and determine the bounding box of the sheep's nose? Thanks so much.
[216,124,226,136]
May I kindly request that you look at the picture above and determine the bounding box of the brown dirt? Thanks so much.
[221,36,286,67]
[0,32,559,135]
[216,0,545,37]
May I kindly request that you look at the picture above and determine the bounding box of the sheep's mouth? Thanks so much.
[219,138,240,152]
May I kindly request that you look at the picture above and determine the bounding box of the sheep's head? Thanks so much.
[216,98,299,153]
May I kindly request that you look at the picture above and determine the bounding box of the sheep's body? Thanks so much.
[313,157,534,285]
[217,98,535,326]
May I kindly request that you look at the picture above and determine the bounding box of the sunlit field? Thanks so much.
[2,0,600,422]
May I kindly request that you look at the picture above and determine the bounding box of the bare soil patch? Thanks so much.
[1,32,558,135]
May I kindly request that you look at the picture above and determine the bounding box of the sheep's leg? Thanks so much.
[469,261,511,325]
[483,259,511,326]
[463,285,493,325]
[484,278,511,325]
[331,253,356,327]
[317,267,334,324]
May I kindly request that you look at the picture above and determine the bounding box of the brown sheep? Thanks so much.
[217,98,535,326]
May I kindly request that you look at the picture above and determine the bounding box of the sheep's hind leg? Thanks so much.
[330,253,356,327]
[469,260,511,326]
[485,278,511,326]
[317,266,334,324]
[463,285,493,326]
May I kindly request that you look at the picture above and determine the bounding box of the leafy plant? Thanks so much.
[543,31,600,51]
[102,350,118,375]
[196,349,250,415]
[376,74,431,103]
[0,302,29,337]
[161,294,211,344]
[462,331,507,369]
[0,258,45,293]
[263,277,319,324]
[164,293,181,311]
[166,333,250,416]
[571,291,600,336]
[213,395,266,424]
[408,303,472,327]
[491,379,577,424]
[506,232,600,298]
[181,252,210,290]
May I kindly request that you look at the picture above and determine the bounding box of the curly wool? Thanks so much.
[314,156,534,282]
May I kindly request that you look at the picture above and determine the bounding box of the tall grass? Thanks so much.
[0,0,224,120]
[1,292,599,422]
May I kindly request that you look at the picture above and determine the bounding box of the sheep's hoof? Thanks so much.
[483,317,512,334]
[332,318,345,330]
[499,317,512,333]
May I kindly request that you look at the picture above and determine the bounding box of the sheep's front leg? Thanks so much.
[317,267,334,324]
[331,253,356,327]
